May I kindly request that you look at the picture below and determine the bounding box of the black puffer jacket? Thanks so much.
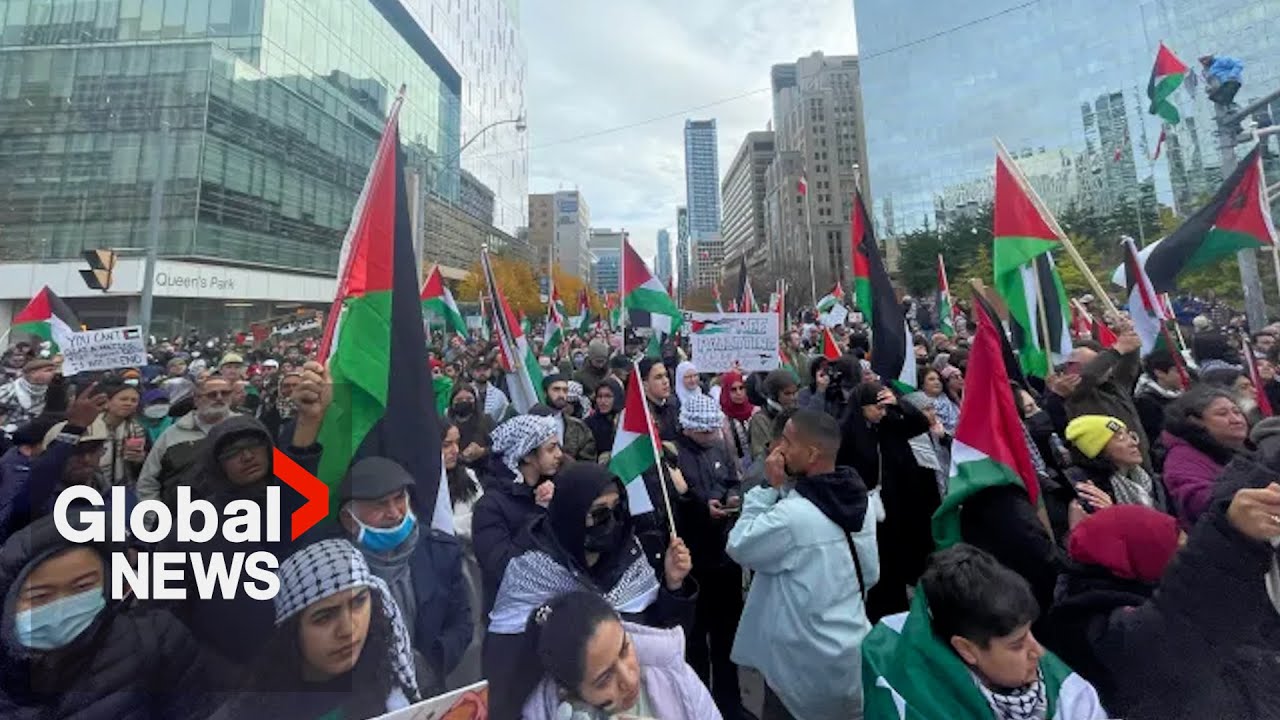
[471,456,545,615]
[0,517,209,720]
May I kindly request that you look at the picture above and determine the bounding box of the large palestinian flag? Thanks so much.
[607,362,659,515]
[12,286,79,351]
[315,94,448,527]
[622,238,682,334]
[483,249,543,413]
[1148,42,1188,125]
[420,265,467,336]
[992,144,1071,378]
[933,291,1040,548]
[851,189,915,391]
[1146,146,1277,292]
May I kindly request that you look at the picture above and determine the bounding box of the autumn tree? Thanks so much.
[457,256,542,314]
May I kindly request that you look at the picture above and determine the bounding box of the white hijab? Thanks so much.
[674,361,702,406]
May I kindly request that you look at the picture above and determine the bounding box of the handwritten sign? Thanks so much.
[61,325,147,376]
[686,312,780,373]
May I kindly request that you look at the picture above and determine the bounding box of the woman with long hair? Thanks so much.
[443,420,485,687]
[1162,386,1251,529]
[95,380,147,489]
[1064,415,1174,515]
[521,591,720,720]
[212,539,421,720]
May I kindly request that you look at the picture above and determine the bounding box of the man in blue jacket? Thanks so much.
[1200,54,1243,106]
[338,456,473,695]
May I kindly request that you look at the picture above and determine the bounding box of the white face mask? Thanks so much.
[143,405,170,419]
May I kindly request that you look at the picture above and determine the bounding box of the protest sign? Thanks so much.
[820,303,849,327]
[60,325,146,376]
[371,680,487,720]
[686,312,780,373]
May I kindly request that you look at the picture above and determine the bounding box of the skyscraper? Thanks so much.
[528,191,591,280]
[588,229,624,294]
[721,131,776,280]
[676,207,691,299]
[655,229,672,286]
[684,119,722,238]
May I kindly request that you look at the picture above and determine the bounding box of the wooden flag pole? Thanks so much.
[633,360,677,537]
[994,138,1119,317]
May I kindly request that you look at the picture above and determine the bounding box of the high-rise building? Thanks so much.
[527,191,591,280]
[675,206,690,299]
[655,230,672,287]
[720,130,776,281]
[855,0,1280,246]
[691,234,725,290]
[588,228,624,294]
[766,52,870,291]
[683,119,721,239]
[0,0,467,336]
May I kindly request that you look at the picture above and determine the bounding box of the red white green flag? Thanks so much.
[822,327,841,361]
[11,286,79,351]
[484,250,543,413]
[933,294,1040,548]
[420,265,467,336]
[1148,41,1188,125]
[622,238,682,333]
[544,282,566,356]
[607,362,660,515]
[936,255,956,338]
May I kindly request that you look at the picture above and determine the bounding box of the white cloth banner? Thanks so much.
[686,312,780,373]
[60,325,147,375]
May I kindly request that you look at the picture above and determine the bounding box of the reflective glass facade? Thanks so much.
[856,0,1280,242]
[684,119,721,239]
[0,0,462,273]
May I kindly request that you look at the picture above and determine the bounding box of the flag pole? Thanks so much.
[620,233,629,343]
[633,360,678,537]
[994,138,1119,317]
[802,176,819,308]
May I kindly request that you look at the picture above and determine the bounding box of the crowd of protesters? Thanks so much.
[0,289,1278,720]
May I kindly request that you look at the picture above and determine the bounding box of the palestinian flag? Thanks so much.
[519,310,533,340]
[11,286,79,351]
[822,327,841,361]
[1148,41,1188,125]
[483,249,543,413]
[543,283,566,356]
[622,238,682,334]
[936,256,956,338]
[971,291,1028,389]
[1122,236,1171,357]
[607,362,660,515]
[933,292,1040,548]
[735,256,757,312]
[816,282,845,314]
[993,144,1071,378]
[315,93,449,528]
[711,284,724,313]
[863,592,1089,720]
[851,189,916,391]
[420,265,467,336]
[1146,147,1277,291]
[1243,339,1274,418]
[576,288,592,334]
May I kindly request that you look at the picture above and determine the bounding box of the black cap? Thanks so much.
[338,457,414,503]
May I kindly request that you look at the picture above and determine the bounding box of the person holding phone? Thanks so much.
[95,379,148,490]
[1064,416,1174,517]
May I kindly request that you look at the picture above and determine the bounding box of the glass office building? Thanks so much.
[684,119,721,239]
[0,0,462,273]
[855,0,1280,242]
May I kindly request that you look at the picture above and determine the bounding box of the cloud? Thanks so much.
[522,0,858,269]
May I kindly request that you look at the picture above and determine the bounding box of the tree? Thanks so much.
[1054,234,1106,298]
[896,229,944,295]
[457,256,541,314]
[681,286,718,313]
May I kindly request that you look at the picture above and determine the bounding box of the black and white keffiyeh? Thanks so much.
[487,543,659,634]
[491,415,560,476]
[274,539,419,699]
[679,392,723,432]
[974,668,1047,720]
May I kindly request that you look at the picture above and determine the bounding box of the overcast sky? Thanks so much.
[521,1,859,265]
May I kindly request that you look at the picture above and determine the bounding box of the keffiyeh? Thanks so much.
[679,393,723,432]
[274,539,419,700]
[491,415,560,476]
[974,668,1047,720]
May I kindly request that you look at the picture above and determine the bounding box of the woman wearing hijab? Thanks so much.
[483,463,696,720]
[585,378,624,459]
[522,591,721,720]
[718,370,756,473]
[674,361,703,407]
[212,539,422,720]
[447,383,494,470]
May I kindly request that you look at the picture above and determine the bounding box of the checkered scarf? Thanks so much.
[491,415,560,476]
[274,539,419,699]
[679,392,723,432]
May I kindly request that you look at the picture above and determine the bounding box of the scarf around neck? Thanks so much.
[1109,465,1156,507]
[13,377,46,409]
[974,668,1047,720]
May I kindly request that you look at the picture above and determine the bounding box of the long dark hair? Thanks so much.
[241,591,403,717]
[442,420,480,505]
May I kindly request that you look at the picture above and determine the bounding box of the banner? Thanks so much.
[686,312,780,373]
[820,303,849,327]
[371,680,487,720]
[61,325,147,376]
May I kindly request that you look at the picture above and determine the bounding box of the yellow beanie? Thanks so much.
[1065,415,1127,459]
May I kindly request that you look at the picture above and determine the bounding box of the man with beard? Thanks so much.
[0,359,57,433]
[135,375,237,505]
[728,409,879,720]
[537,375,596,463]
[469,358,509,423]
[572,338,612,395]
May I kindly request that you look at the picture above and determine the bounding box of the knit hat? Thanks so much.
[141,388,169,407]
[587,338,610,361]
[273,539,419,698]
[679,393,723,432]
[491,415,559,476]
[1068,505,1180,584]
[1065,415,1126,459]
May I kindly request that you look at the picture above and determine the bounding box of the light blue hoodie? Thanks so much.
[727,479,882,720]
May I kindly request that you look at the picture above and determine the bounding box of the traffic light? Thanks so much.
[80,249,116,291]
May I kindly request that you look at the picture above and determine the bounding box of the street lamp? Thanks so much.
[450,112,527,164]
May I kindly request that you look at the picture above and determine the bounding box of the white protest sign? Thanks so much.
[371,680,487,720]
[687,312,780,373]
[820,303,849,327]
[61,325,147,376]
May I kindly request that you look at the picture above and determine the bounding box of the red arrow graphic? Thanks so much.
[273,448,329,540]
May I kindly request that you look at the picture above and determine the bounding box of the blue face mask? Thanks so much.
[15,587,106,650]
[348,507,416,553]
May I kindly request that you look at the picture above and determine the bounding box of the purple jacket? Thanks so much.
[521,622,722,720]
[1160,430,1227,530]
